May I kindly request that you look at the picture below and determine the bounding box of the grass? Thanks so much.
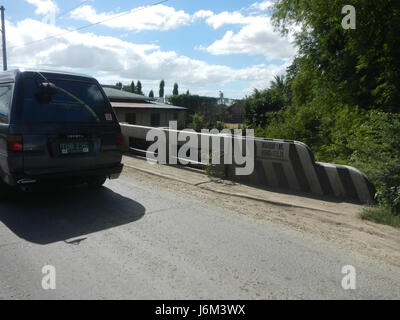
[361,206,400,228]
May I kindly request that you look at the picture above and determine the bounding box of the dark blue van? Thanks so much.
[0,69,123,194]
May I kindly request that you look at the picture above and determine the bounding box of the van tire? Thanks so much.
[87,177,107,188]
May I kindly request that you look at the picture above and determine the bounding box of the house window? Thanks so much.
[151,113,161,127]
[126,113,136,125]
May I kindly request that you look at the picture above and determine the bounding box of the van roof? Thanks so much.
[0,69,96,83]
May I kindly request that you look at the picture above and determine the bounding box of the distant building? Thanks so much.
[102,86,187,129]
[219,91,225,105]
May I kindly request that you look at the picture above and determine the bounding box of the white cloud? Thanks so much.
[67,2,296,64]
[204,11,253,29]
[6,19,284,98]
[26,0,59,25]
[69,4,193,32]
[202,16,295,62]
[250,1,274,12]
[196,7,296,63]
[193,10,214,19]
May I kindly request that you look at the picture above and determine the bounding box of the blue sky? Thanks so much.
[3,0,296,98]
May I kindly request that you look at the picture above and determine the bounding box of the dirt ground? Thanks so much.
[123,165,400,269]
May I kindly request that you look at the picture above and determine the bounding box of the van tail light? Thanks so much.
[8,135,23,152]
[116,133,124,146]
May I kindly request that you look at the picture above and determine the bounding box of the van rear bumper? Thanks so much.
[5,163,124,186]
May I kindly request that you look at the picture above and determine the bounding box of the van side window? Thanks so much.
[0,85,12,123]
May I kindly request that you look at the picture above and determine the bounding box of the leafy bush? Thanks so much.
[188,113,205,132]
[375,188,400,216]
[348,111,400,215]
[244,89,284,127]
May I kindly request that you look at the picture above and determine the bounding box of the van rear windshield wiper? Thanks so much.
[35,72,100,121]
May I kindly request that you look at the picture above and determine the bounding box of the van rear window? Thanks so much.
[22,78,111,123]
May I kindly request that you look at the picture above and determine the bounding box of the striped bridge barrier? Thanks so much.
[120,124,376,204]
[226,139,375,204]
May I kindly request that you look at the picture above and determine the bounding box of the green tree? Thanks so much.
[159,80,165,98]
[169,94,226,128]
[130,81,136,94]
[173,83,179,96]
[189,113,205,132]
[244,88,285,127]
[149,90,154,98]
[259,0,400,223]
[272,0,400,113]
[270,74,292,105]
[270,75,285,91]
[136,80,143,95]
[115,82,122,90]
[122,85,131,92]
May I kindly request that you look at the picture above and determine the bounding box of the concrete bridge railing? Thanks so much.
[120,124,375,204]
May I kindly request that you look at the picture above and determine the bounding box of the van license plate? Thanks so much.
[60,142,90,154]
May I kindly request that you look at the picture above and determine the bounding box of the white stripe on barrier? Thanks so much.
[320,163,346,198]
[346,165,373,203]
[295,144,323,195]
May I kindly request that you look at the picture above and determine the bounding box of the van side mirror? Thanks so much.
[35,82,58,104]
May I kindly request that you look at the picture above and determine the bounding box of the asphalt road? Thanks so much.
[0,169,399,300]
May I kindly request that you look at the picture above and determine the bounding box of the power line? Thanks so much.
[56,0,91,19]
[9,0,170,50]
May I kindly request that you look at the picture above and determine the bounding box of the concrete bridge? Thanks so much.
[120,124,375,204]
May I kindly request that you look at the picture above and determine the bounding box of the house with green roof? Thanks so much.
[102,86,187,129]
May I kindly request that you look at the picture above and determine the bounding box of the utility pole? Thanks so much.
[0,6,7,71]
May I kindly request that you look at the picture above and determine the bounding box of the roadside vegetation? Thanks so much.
[169,94,227,130]
[242,1,400,227]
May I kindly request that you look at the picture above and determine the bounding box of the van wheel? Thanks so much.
[87,177,107,188]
